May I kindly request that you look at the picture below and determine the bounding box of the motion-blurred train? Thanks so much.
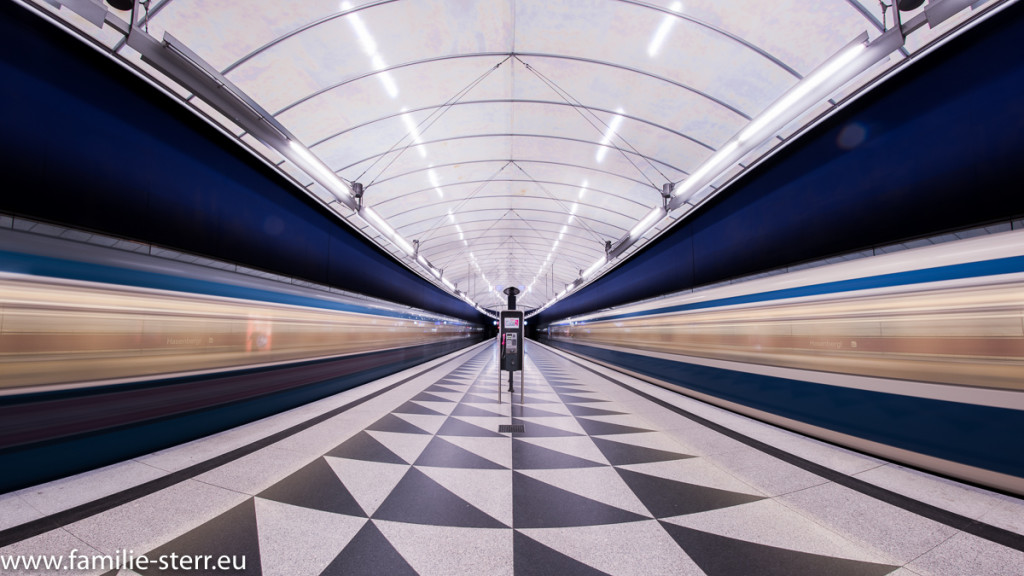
[542,228,1024,494]
[0,225,483,491]
[0,266,479,391]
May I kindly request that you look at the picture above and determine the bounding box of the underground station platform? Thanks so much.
[1,340,1022,576]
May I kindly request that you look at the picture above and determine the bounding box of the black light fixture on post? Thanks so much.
[503,286,519,310]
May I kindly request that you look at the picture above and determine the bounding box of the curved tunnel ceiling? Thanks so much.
[22,0,1011,314]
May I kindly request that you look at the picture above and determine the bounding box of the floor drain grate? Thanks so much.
[498,425,525,433]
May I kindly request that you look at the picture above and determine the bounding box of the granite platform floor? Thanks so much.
[1,340,1022,575]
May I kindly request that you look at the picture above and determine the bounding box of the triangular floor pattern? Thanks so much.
[90,345,907,576]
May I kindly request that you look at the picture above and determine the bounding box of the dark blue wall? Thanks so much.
[0,2,482,323]
[539,3,1024,324]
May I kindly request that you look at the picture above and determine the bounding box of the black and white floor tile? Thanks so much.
[81,346,900,575]
[4,343,1021,575]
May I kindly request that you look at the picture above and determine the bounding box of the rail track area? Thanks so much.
[1,341,1022,575]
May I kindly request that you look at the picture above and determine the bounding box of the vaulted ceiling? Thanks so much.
[24,0,1005,314]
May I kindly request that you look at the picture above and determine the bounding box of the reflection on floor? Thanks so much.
[1,341,1023,575]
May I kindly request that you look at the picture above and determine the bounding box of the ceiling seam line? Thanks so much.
[281,51,750,131]
[310,99,716,153]
[370,158,659,193]
[337,133,690,178]
[394,207,630,241]
[277,52,511,117]
[613,0,803,78]
[381,192,646,227]
[220,0,800,80]
[429,235,600,260]
[434,244,598,280]
[393,208,630,241]
[221,0,404,76]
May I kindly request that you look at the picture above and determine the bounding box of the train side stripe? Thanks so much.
[0,249,457,324]
[558,255,1024,325]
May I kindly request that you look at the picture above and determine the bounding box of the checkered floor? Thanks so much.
[123,345,898,575]
[3,341,1022,575]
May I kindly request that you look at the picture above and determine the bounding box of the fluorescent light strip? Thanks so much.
[582,255,607,279]
[673,37,873,204]
[647,1,684,57]
[630,206,667,239]
[288,141,352,199]
[739,41,867,143]
[341,2,398,99]
[401,111,427,157]
[428,168,444,198]
[362,206,414,255]
[672,140,739,200]
[595,111,624,162]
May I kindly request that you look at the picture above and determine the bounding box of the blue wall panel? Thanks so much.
[0,2,481,322]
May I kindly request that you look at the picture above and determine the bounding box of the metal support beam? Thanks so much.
[58,0,106,27]
[125,28,359,211]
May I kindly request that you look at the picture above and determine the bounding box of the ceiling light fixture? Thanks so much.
[341,1,399,99]
[673,32,892,205]
[647,1,684,57]
[361,205,415,256]
[287,141,352,200]
[738,40,868,144]
[428,168,444,198]
[582,255,607,279]
[629,206,667,240]
[595,111,624,162]
[400,111,427,157]
[670,140,739,201]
